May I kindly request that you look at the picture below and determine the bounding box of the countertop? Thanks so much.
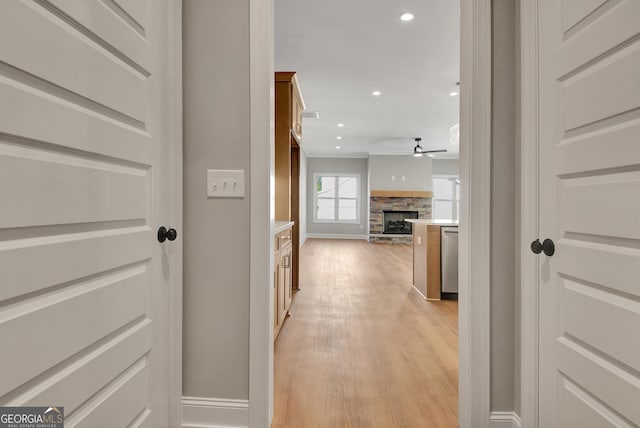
[406,219,459,226]
[274,221,295,234]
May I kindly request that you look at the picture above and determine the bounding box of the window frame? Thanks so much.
[432,175,460,221]
[312,173,360,224]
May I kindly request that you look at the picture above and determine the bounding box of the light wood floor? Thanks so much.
[272,239,458,428]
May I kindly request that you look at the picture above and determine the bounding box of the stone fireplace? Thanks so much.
[369,190,432,244]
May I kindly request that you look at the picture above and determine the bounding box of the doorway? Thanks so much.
[248,0,494,426]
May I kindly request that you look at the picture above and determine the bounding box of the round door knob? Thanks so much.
[531,238,555,256]
[531,239,543,254]
[541,238,555,256]
[158,226,178,242]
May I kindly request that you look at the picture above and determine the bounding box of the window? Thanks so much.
[313,174,360,223]
[432,176,460,221]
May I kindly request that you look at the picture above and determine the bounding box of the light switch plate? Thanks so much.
[207,169,245,198]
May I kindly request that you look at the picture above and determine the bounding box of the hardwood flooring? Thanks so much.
[272,239,458,428]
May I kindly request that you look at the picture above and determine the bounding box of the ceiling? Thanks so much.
[274,0,460,159]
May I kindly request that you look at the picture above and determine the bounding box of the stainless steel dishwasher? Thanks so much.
[441,227,459,294]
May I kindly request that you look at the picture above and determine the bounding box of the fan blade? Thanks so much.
[423,149,448,153]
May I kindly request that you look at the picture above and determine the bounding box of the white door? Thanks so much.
[0,1,177,426]
[538,1,640,426]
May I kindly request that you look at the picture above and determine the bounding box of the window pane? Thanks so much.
[338,176,357,198]
[456,182,460,201]
[338,198,357,220]
[317,198,335,220]
[316,176,335,198]
[433,200,453,221]
[434,178,453,199]
[456,201,460,221]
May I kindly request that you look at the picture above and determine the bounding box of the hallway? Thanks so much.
[272,239,458,428]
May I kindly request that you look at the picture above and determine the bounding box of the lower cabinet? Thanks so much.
[274,228,293,340]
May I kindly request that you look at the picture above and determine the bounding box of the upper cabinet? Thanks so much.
[291,82,303,139]
[275,72,306,221]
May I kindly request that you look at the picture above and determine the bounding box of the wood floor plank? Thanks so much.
[273,239,458,428]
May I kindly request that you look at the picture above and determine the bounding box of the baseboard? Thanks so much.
[300,233,308,246]
[411,284,427,300]
[305,233,369,240]
[489,411,522,428]
[182,396,249,428]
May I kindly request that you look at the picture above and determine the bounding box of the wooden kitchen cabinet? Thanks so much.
[411,221,449,300]
[275,72,304,222]
[274,247,281,337]
[275,72,305,292]
[280,239,292,326]
[274,226,293,340]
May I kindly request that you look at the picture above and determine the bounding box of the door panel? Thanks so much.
[539,0,640,426]
[0,147,148,228]
[558,375,634,428]
[0,229,150,302]
[560,0,640,77]
[557,336,640,425]
[0,78,152,163]
[559,172,640,240]
[0,0,171,426]
[46,0,152,72]
[562,45,640,133]
[5,321,151,412]
[0,264,148,396]
[0,2,148,123]
[562,278,640,370]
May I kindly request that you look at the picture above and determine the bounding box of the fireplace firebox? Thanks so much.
[383,210,418,234]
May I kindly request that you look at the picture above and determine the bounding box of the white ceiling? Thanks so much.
[275,0,460,159]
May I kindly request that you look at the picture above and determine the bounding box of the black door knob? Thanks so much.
[531,239,543,254]
[158,226,178,242]
[530,238,555,256]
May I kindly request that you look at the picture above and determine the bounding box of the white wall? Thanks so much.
[432,159,460,176]
[183,0,250,400]
[306,157,369,236]
[369,155,432,191]
[299,149,308,243]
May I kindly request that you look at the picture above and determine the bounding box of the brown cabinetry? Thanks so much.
[275,72,305,293]
[274,226,293,340]
[412,222,449,300]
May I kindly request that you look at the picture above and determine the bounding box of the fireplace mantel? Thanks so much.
[370,190,433,198]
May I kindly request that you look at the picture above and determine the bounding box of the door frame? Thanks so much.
[458,0,493,426]
[247,0,495,426]
[519,1,540,427]
[167,0,184,426]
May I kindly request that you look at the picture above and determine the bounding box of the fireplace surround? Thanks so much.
[369,191,431,244]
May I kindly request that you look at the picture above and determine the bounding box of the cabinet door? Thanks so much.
[274,250,280,335]
[292,94,302,138]
[283,243,292,311]
[277,251,286,329]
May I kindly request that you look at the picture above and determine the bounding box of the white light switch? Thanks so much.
[207,169,245,198]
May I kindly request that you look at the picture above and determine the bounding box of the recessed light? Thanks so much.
[337,123,344,127]
[336,145,341,149]
[372,90,381,96]
[428,154,435,158]
[449,91,459,96]
[400,12,414,21]
[336,136,342,140]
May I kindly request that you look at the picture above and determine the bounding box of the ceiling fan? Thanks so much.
[410,138,447,158]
